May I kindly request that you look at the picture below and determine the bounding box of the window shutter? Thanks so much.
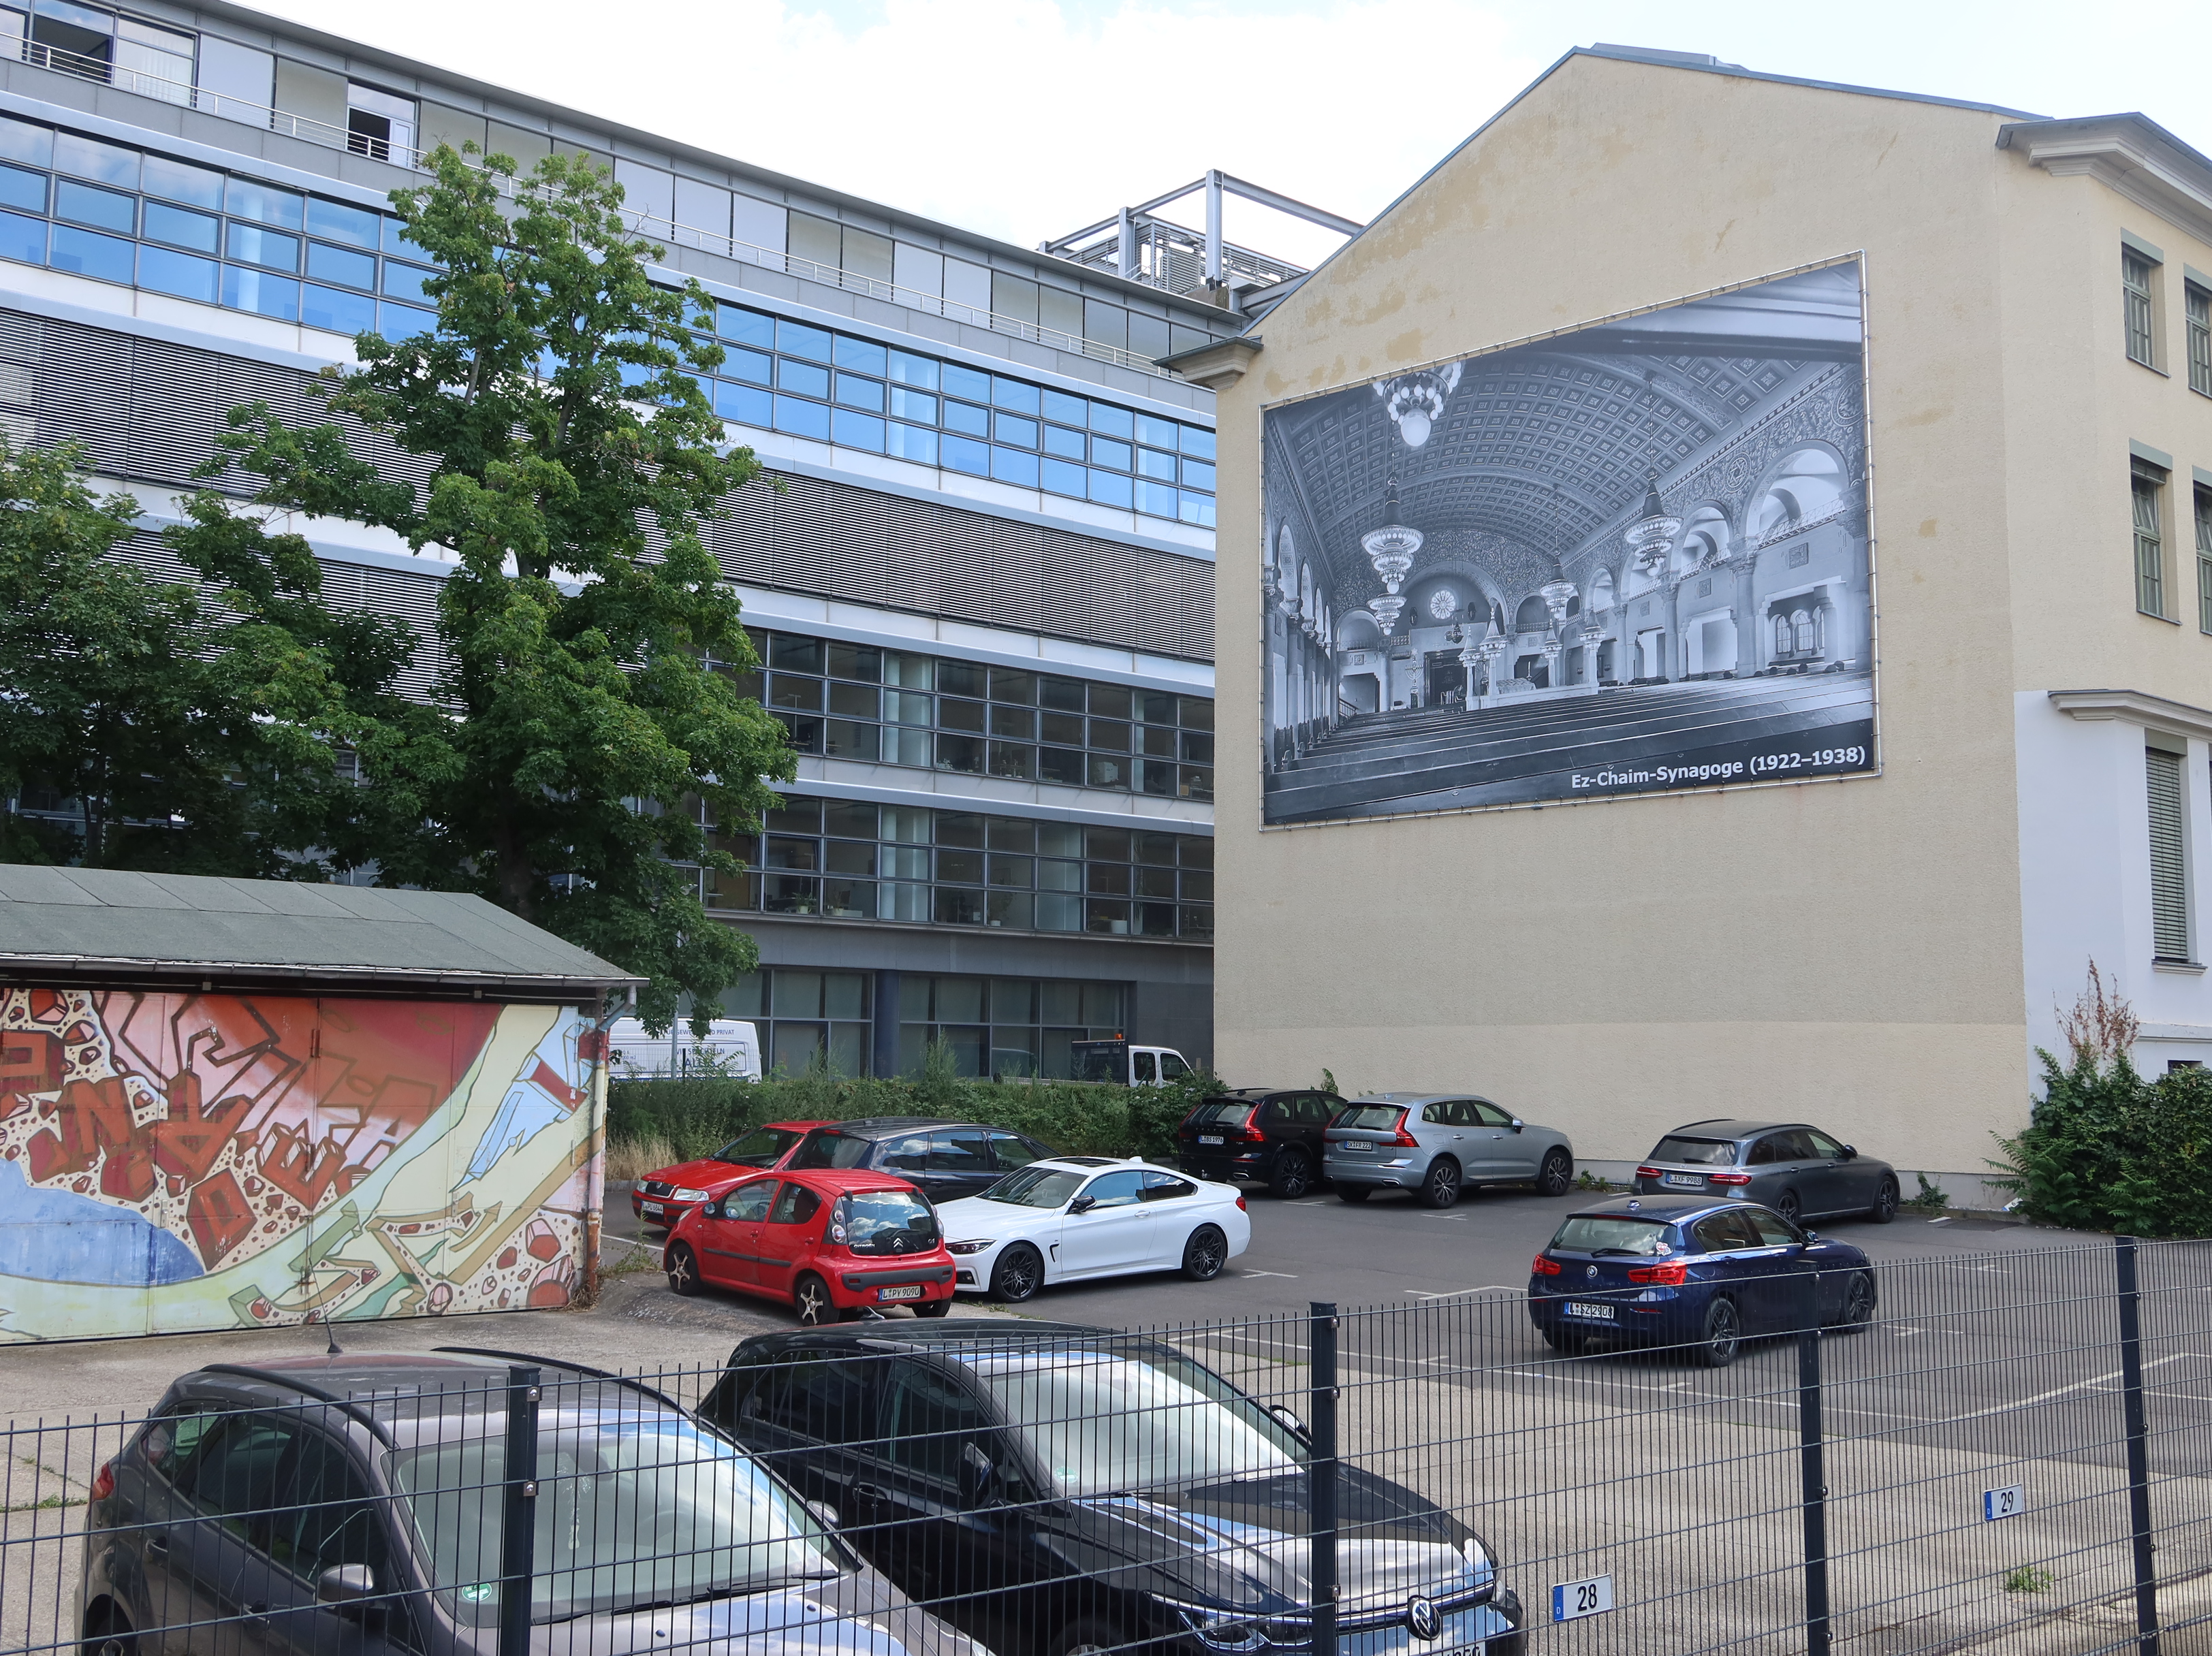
[2147,748,2190,961]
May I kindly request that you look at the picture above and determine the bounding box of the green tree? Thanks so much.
[170,144,791,1029]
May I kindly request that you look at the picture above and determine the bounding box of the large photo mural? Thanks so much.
[0,987,596,1341]
[1260,261,1876,824]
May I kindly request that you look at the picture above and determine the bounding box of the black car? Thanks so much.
[788,1117,1058,1205]
[1173,1087,1346,1197]
[1632,1119,1900,1225]
[701,1321,1526,1656]
[75,1349,985,1656]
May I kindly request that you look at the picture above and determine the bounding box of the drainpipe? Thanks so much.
[580,984,634,1303]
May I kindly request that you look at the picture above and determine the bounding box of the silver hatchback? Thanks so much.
[1323,1092,1576,1208]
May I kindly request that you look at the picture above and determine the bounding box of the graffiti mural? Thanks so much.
[0,987,599,1341]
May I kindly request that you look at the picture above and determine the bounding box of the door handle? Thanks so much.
[144,1533,169,1557]
[852,1483,892,1503]
[244,1604,272,1625]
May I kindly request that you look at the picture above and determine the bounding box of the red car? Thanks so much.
[632,1119,827,1230]
[663,1168,957,1324]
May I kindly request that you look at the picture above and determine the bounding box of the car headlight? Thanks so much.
[945,1239,996,1256]
[1148,1594,1308,1653]
[669,1187,710,1203]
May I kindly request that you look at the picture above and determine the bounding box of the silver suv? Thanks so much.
[1323,1093,1576,1208]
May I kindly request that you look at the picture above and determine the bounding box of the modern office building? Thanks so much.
[0,0,1273,1076]
[1195,46,2212,1187]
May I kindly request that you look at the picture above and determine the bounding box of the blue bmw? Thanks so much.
[1526,1197,1878,1366]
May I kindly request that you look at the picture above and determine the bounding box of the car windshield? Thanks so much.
[1652,1136,1739,1166]
[1184,1100,1255,1127]
[1550,1215,1673,1255]
[714,1127,801,1165]
[979,1166,1084,1208]
[789,1132,871,1170]
[970,1351,1305,1498]
[1336,1105,1405,1131]
[839,1190,939,1254]
[388,1418,840,1624]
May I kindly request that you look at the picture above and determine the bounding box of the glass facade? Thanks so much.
[727,630,1215,803]
[717,967,874,1078]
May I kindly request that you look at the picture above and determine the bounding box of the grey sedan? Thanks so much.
[1323,1092,1576,1208]
[1631,1118,1899,1225]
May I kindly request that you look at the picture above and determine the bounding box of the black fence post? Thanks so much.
[499,1364,541,1656]
[1799,1278,1831,1656]
[1310,1303,1339,1656]
[2115,1237,2162,1655]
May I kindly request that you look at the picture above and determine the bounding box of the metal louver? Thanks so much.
[2147,748,2191,963]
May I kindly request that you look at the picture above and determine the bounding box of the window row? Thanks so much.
[2130,462,2212,634]
[2120,239,2212,400]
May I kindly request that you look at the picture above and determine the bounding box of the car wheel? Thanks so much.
[1540,1325,1586,1354]
[913,1297,952,1319]
[1269,1149,1312,1199]
[1047,1619,1131,1656]
[793,1272,840,1326]
[665,1243,701,1297]
[1182,1224,1229,1281]
[990,1243,1043,1304]
[1420,1158,1463,1209]
[1336,1185,1372,1203]
[1697,1297,1742,1368]
[1841,1271,1878,1329]
[1774,1190,1803,1225]
[82,1604,136,1656]
[1538,1148,1574,1197]
[1871,1177,1899,1224]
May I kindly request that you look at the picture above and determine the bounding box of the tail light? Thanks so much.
[91,1460,114,1501]
[1236,1109,1268,1144]
[1235,1194,1248,1211]
[1711,1172,1752,1187]
[1627,1259,1688,1286]
[1391,1111,1419,1148]
[1530,1254,1562,1276]
[1635,1166,1661,1179]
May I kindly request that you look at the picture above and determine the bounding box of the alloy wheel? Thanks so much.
[1422,1160,1462,1209]
[1701,1298,1741,1367]
[665,1245,698,1297]
[795,1275,834,1326]
[1775,1191,1802,1225]
[1273,1151,1311,1198]
[1872,1178,1899,1224]
[992,1245,1043,1303]
[1844,1273,1877,1328]
[1540,1149,1573,1197]
[1184,1226,1227,1280]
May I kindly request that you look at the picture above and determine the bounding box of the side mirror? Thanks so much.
[958,1442,997,1508]
[806,1498,842,1531]
[1842,1145,1859,1160]
[1069,1195,1097,1215]
[1803,1230,1820,1243]
[315,1563,376,1608]
[1510,1119,1525,1132]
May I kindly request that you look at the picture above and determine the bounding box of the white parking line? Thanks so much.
[1240,1271,1300,1279]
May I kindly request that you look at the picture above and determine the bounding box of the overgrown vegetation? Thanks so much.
[1903,1173,1952,1211]
[1989,964,2212,1238]
[2002,1564,2054,1595]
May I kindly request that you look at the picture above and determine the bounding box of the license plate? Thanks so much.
[1662,1173,1702,1189]
[1339,1141,1372,1153]
[877,1285,923,1302]
[1198,1134,1224,1145]
[641,1201,663,1214]
[1565,1301,1615,1321]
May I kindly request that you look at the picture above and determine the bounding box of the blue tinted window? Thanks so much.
[1089,469,1134,509]
[136,244,217,303]
[832,409,886,451]
[1180,492,1217,528]
[1182,459,1216,492]
[53,133,137,189]
[302,283,377,335]
[221,265,300,320]
[942,433,990,477]
[54,180,133,234]
[992,377,1040,415]
[142,201,218,253]
[0,117,52,170]
[0,209,43,266]
[714,381,772,426]
[943,400,988,437]
[305,197,379,250]
[887,422,937,466]
[380,219,431,261]
[1180,426,1216,460]
[49,225,133,283]
[889,386,936,424]
[381,261,432,302]
[1043,424,1086,461]
[717,303,773,348]
[942,362,990,404]
[777,357,829,400]
[994,413,1038,449]
[834,372,883,413]
[227,223,298,272]
[834,335,887,376]
[887,350,938,390]
[774,394,831,440]
[1091,436,1133,471]
[1137,447,1178,482]
[992,447,1040,488]
[141,154,222,210]
[1135,412,1180,449]
[1041,456,1087,498]
[724,346,772,385]
[1042,388,1087,426]
[225,178,304,230]
[379,300,437,338]
[0,164,45,214]
[777,318,832,362]
[306,241,376,290]
[618,360,651,390]
[1135,479,1179,519]
[1089,402,1134,440]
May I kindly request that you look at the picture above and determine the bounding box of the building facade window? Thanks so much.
[717,968,874,1076]
[2188,281,2211,398]
[894,975,1126,1078]
[2134,460,2167,618]
[2123,249,2158,368]
[2198,485,2212,635]
[2147,746,2190,964]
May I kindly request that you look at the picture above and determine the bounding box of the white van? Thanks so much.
[1069,1038,1194,1087]
[605,1017,763,1081]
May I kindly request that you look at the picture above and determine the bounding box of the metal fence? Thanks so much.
[4,1235,2208,1656]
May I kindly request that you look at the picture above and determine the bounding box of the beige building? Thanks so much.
[1184,46,2212,1190]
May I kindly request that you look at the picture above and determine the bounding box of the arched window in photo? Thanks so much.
[1749,448,1846,543]
[1792,609,1815,653]
[1774,614,1793,656]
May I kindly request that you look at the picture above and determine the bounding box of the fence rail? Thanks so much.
[4,1235,2207,1656]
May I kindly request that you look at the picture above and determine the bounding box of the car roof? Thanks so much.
[760,1119,832,1132]
[728,1318,1180,1366]
[727,1166,929,1194]
[1566,1196,1765,1222]
[1660,1119,1799,1141]
[805,1117,1015,1139]
[1348,1092,1483,1104]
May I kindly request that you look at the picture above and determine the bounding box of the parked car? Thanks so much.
[1173,1087,1346,1196]
[699,1320,1527,1656]
[1526,1196,1879,1366]
[1069,1038,1194,1086]
[1632,1119,1899,1224]
[1322,1093,1575,1208]
[633,1117,828,1228]
[787,1117,1057,1207]
[76,1350,988,1656]
[607,1015,763,1079]
[666,1168,958,1323]
[936,1156,1250,1302]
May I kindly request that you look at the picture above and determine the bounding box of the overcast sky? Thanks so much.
[257,0,2212,268]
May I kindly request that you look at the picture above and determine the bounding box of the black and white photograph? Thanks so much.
[1260,261,1878,825]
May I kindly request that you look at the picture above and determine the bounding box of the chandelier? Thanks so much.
[1623,475,1683,577]
[1538,483,1578,628]
[1373,362,1462,449]
[1359,477,1424,636]
[1370,594,1405,635]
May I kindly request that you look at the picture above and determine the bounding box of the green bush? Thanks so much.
[1991,1050,2212,1238]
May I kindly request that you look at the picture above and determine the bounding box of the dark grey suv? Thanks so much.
[1632,1119,1899,1225]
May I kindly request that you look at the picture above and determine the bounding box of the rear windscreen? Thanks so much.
[1549,1215,1672,1255]
[839,1191,940,1254]
[1071,1045,1128,1085]
[1336,1106,1406,1131]
[1651,1136,1738,1166]
[715,1127,800,1164]
[1184,1101,1255,1127]
[789,1132,872,1171]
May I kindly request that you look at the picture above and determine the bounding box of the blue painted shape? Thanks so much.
[0,1160,203,1286]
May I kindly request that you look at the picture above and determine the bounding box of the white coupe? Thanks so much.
[936,1156,1252,1303]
